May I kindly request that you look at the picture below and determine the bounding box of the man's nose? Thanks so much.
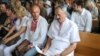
[57,15,59,19]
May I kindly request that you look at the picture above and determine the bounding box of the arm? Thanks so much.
[42,21,54,54]
[59,24,80,56]
[42,37,52,54]
[3,27,10,31]
[60,43,77,56]
[3,26,16,39]
[4,26,26,44]
[1,17,11,31]
[84,13,92,32]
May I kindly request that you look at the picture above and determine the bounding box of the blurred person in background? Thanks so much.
[86,1,98,19]
[71,0,92,32]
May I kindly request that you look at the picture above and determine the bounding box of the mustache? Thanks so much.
[56,18,60,20]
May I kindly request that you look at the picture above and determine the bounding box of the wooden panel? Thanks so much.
[75,32,100,56]
[75,53,88,56]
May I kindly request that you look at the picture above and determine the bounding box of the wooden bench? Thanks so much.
[75,32,100,56]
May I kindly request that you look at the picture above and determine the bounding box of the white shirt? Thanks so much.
[25,16,48,47]
[15,16,29,39]
[45,18,80,56]
[71,8,92,32]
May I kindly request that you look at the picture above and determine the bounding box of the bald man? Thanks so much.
[24,5,48,56]
[41,7,80,56]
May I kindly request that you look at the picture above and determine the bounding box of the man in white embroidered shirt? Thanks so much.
[24,5,48,56]
[41,6,80,56]
[71,0,92,32]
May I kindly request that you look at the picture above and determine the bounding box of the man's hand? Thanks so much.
[60,52,66,56]
[3,36,7,41]
[28,44,33,49]
[41,48,48,54]
[37,48,48,56]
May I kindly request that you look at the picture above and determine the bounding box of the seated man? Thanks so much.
[71,0,92,32]
[41,6,80,56]
[24,5,48,56]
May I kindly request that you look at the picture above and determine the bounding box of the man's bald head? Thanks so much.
[31,5,40,20]
[31,5,40,13]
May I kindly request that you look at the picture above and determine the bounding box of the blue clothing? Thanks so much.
[24,47,38,56]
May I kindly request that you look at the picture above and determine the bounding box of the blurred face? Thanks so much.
[87,3,93,10]
[16,11,22,19]
[0,4,7,12]
[31,6,40,20]
[55,8,65,23]
[25,2,31,12]
[38,0,44,8]
[16,13,21,19]
[15,1,21,8]
[6,9,12,16]
[73,3,80,11]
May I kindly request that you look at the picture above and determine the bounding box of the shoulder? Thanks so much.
[68,19,78,28]
[71,11,78,16]
[39,16,48,24]
[50,19,58,26]
[23,16,30,20]
[84,9,92,16]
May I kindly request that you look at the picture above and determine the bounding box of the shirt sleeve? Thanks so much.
[47,21,55,39]
[70,24,80,43]
[85,12,92,32]
[21,16,28,27]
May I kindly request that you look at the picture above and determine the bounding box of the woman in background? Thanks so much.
[86,1,98,19]
[0,5,29,56]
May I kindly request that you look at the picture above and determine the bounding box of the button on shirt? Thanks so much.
[71,8,92,32]
[46,18,80,56]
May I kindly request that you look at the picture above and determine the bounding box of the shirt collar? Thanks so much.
[81,8,85,15]
[31,16,41,22]
[59,17,69,25]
